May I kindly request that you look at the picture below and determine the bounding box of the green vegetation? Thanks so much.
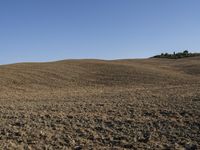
[153,50,200,59]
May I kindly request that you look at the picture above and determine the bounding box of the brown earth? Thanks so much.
[0,57,199,149]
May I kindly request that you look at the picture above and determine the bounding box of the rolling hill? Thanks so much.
[0,57,199,149]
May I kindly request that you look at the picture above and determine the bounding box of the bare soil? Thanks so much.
[0,57,199,149]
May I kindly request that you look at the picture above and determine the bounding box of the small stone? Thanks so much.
[74,145,82,150]
[137,131,151,143]
[123,144,135,149]
[185,142,197,150]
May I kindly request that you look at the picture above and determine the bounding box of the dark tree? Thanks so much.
[152,50,200,59]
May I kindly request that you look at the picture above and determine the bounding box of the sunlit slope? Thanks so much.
[0,56,199,91]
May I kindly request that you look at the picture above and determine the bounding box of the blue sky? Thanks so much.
[0,0,200,64]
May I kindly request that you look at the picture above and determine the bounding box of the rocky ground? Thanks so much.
[0,57,199,149]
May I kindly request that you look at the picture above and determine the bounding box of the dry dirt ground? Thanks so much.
[0,57,199,149]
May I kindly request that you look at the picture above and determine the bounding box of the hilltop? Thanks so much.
[153,50,200,59]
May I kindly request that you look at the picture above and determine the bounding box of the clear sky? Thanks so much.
[0,0,200,64]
